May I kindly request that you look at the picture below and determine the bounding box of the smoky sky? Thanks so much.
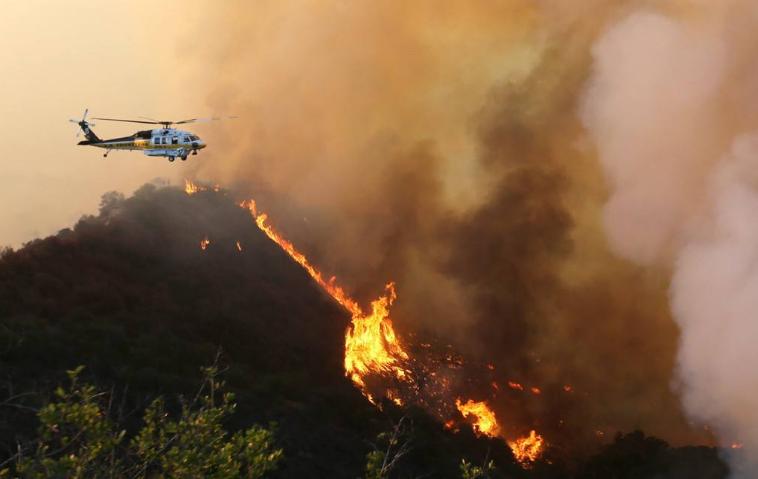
[163,0,737,454]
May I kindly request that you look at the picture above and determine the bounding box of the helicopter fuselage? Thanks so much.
[70,109,224,162]
[78,127,206,161]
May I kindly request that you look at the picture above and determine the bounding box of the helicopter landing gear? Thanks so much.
[103,149,110,158]
[180,156,188,161]
[192,149,198,156]
[168,157,175,162]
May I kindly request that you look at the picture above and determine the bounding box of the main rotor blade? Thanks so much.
[82,108,88,121]
[90,115,238,126]
[93,117,161,125]
[175,116,238,124]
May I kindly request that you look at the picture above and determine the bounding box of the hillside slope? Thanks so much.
[0,184,522,477]
[0,184,728,478]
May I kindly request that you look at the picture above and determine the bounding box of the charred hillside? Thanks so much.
[0,184,728,478]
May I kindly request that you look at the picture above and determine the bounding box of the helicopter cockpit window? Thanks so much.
[183,137,190,143]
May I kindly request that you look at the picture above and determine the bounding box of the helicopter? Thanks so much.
[69,109,233,162]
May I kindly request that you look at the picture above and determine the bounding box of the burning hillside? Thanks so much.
[2,183,551,477]
[0,183,731,477]
[190,180,545,465]
[182,2,718,466]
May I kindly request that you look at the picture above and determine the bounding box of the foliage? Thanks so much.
[132,365,282,478]
[460,458,496,479]
[364,416,413,479]
[14,366,124,478]
[4,365,282,478]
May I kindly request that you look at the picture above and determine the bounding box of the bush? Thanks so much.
[4,365,282,478]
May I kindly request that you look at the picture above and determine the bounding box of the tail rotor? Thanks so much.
[69,108,99,142]
[69,109,97,137]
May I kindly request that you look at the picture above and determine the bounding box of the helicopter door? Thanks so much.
[171,136,178,145]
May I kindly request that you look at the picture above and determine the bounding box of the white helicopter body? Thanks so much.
[69,109,232,162]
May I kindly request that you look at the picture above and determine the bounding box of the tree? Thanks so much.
[13,366,124,478]
[132,364,282,478]
[4,365,282,478]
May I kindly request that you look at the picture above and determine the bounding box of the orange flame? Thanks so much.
[239,199,409,392]
[343,282,410,388]
[455,398,501,437]
[230,193,545,468]
[455,398,545,465]
[386,389,404,406]
[185,179,221,195]
[185,179,200,195]
[508,430,544,467]
[200,236,210,250]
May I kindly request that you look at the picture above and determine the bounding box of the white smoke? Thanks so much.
[581,10,728,265]
[672,135,758,475]
[582,3,758,477]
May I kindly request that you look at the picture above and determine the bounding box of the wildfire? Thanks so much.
[455,398,501,437]
[185,179,200,195]
[343,283,410,388]
[177,189,548,469]
[508,430,545,467]
[454,398,545,465]
[184,179,222,195]
[386,389,404,406]
[238,199,410,392]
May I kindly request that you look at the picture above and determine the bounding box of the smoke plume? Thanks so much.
[582,1,758,475]
[175,0,729,457]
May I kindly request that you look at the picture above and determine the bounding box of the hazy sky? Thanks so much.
[0,1,207,247]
